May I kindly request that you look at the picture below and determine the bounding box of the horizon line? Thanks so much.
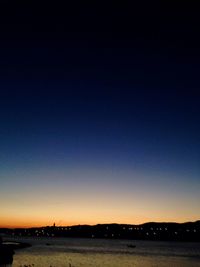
[1,219,200,229]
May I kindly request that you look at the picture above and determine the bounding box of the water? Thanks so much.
[7,237,200,267]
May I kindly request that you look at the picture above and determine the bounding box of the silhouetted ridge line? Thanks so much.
[1,221,200,241]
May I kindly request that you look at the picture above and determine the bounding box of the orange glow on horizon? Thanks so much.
[1,216,199,229]
[1,168,199,229]
[0,217,76,229]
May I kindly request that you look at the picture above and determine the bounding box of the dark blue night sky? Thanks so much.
[0,2,199,227]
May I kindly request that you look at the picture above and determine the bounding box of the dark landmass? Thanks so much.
[1,221,200,242]
[0,237,31,265]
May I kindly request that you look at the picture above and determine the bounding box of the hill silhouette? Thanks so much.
[1,221,200,242]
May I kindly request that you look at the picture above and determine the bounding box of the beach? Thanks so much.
[9,237,200,267]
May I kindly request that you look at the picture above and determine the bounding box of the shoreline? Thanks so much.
[2,241,31,250]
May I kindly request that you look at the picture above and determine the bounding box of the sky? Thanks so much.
[0,2,200,227]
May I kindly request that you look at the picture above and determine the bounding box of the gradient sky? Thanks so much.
[0,2,200,227]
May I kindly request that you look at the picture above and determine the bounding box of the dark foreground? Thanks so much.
[0,238,31,266]
[11,237,200,267]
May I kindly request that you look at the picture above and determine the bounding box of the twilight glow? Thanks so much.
[0,89,199,228]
